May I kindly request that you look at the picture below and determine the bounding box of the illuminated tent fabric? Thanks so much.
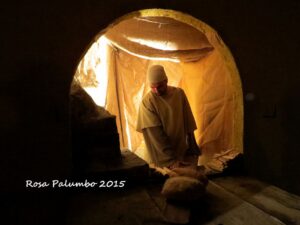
[105,16,214,62]
[73,9,243,172]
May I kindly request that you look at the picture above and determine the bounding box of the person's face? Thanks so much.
[150,80,168,96]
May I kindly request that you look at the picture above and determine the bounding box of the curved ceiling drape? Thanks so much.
[105,17,214,62]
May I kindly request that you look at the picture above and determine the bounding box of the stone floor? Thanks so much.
[5,151,300,225]
[64,176,300,225]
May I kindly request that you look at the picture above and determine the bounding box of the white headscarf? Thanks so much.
[147,65,167,83]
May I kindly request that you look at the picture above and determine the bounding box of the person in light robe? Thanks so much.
[136,65,200,168]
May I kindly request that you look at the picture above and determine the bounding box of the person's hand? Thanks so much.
[167,160,193,169]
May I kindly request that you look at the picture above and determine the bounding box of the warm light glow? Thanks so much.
[105,38,180,63]
[127,37,178,51]
[124,110,132,150]
[75,36,110,106]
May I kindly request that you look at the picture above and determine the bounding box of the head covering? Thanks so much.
[147,65,168,84]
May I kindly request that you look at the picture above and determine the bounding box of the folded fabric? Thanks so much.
[161,176,206,201]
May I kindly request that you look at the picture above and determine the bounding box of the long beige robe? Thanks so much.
[136,86,197,167]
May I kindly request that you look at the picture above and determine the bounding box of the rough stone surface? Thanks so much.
[84,150,149,182]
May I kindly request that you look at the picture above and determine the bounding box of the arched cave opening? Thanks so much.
[70,9,243,174]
